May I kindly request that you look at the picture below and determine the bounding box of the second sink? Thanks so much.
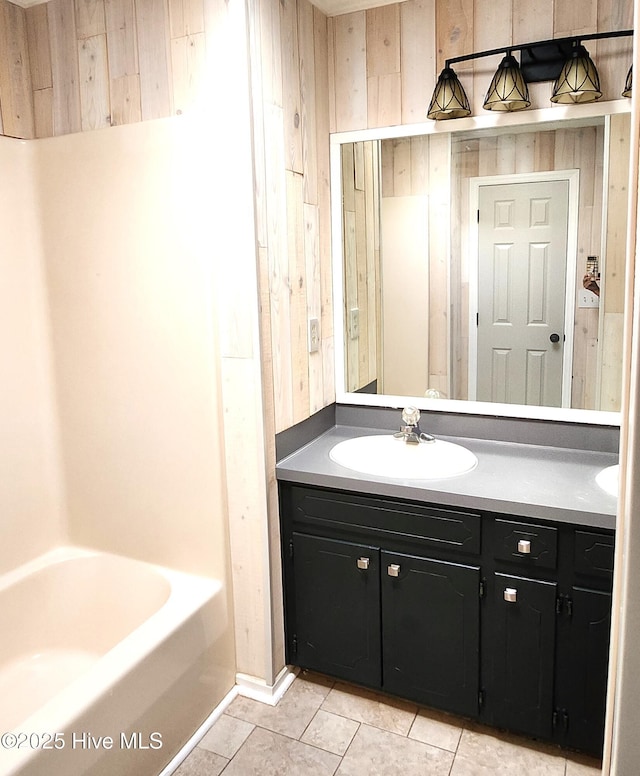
[596,464,619,497]
[329,434,478,480]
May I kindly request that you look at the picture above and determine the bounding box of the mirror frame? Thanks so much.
[330,101,632,426]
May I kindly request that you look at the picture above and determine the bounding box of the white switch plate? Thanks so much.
[578,290,600,308]
[308,317,320,353]
[349,308,360,340]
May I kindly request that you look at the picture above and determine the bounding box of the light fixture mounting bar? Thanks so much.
[445,29,633,71]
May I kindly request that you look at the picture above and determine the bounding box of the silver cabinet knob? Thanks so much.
[517,539,531,554]
[357,557,370,570]
[504,587,518,603]
[388,564,401,577]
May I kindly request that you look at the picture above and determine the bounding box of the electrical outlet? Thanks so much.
[349,308,360,340]
[578,290,600,308]
[308,317,320,353]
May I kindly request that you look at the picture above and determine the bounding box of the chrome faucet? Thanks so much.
[394,406,436,444]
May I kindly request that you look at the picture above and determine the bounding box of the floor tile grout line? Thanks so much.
[298,706,322,743]
[220,722,264,774]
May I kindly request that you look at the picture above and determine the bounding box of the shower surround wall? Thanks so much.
[0,137,63,576]
[33,116,234,580]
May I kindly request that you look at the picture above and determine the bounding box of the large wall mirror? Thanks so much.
[331,105,631,425]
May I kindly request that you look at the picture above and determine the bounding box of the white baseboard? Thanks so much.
[235,665,299,706]
[158,666,298,774]
[158,685,239,775]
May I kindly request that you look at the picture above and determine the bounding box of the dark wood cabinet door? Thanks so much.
[290,532,381,687]
[491,573,557,739]
[555,586,612,755]
[381,551,480,717]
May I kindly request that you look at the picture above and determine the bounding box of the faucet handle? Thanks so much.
[401,406,420,427]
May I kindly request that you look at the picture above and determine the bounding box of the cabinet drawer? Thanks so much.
[493,519,558,569]
[574,531,615,578]
[288,486,481,555]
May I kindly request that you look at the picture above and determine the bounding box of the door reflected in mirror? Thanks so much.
[339,113,629,414]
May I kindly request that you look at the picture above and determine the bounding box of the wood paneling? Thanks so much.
[365,5,401,128]
[48,0,82,135]
[249,0,334,433]
[75,0,106,38]
[135,0,172,119]
[109,73,142,125]
[281,0,303,173]
[104,0,139,79]
[168,0,204,37]
[332,11,367,132]
[401,0,435,125]
[78,34,109,129]
[26,4,52,91]
[0,0,34,139]
[33,86,54,137]
[170,31,206,115]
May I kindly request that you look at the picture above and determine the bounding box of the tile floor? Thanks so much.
[175,672,602,776]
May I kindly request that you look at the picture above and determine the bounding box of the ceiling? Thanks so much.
[11,0,405,13]
[313,0,408,16]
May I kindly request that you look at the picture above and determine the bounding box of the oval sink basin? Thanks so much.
[329,435,478,480]
[596,464,619,497]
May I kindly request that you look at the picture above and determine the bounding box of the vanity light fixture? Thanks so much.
[428,29,633,120]
[623,66,633,97]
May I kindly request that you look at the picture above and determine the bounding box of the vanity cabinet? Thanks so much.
[489,573,557,740]
[279,482,614,756]
[381,551,480,717]
[290,533,381,687]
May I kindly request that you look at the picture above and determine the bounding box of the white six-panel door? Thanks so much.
[470,174,577,407]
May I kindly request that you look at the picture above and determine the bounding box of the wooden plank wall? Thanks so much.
[247,0,334,435]
[329,0,632,132]
[0,0,34,138]
[245,0,332,678]
[600,112,630,412]
[6,0,211,138]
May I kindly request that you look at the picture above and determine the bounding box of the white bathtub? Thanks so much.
[0,546,231,776]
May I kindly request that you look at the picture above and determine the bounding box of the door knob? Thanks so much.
[357,557,370,570]
[517,539,531,554]
[504,587,518,603]
[549,333,560,343]
[388,564,401,577]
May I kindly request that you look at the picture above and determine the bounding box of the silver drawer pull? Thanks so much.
[504,587,518,603]
[357,557,370,570]
[517,539,531,554]
[388,564,401,577]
